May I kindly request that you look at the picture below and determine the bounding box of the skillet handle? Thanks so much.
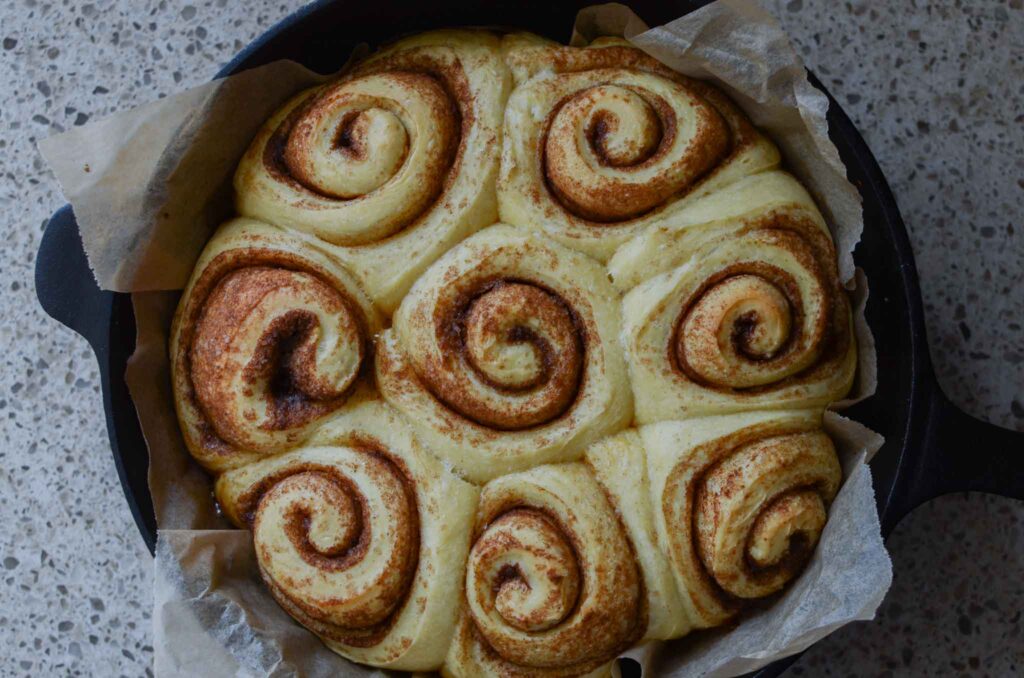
[888,383,1024,529]
[34,205,113,350]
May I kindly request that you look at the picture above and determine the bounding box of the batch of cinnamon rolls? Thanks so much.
[170,29,857,677]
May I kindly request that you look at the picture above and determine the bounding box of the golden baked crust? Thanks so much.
[170,29,858,676]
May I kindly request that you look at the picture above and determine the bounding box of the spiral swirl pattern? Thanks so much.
[498,34,780,261]
[375,224,632,482]
[170,218,381,471]
[239,72,457,246]
[216,399,478,670]
[444,463,642,677]
[620,174,856,422]
[672,231,830,387]
[234,30,511,312]
[641,410,842,628]
[438,280,583,430]
[542,77,728,222]
[240,449,418,637]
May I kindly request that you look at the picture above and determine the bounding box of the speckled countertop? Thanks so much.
[1,1,1021,675]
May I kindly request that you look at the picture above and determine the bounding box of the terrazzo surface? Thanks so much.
[0,0,1020,675]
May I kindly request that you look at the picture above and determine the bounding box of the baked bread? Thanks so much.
[170,29,857,675]
[234,30,510,312]
[170,217,381,472]
[499,33,780,261]
[215,397,477,670]
[445,462,642,677]
[617,170,857,420]
[376,223,632,482]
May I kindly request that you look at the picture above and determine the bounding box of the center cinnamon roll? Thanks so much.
[432,279,583,431]
[376,224,632,482]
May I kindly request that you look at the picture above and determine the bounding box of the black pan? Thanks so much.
[33,1,1024,676]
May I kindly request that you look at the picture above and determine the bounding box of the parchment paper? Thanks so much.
[38,60,331,292]
[154,530,385,677]
[38,1,891,676]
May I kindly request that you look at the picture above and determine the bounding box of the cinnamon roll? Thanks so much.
[375,223,632,482]
[619,173,856,421]
[234,30,511,311]
[498,33,780,262]
[170,217,381,472]
[443,462,642,677]
[215,398,478,670]
[640,410,842,629]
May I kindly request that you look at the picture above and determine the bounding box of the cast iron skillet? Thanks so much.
[34,1,1024,675]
